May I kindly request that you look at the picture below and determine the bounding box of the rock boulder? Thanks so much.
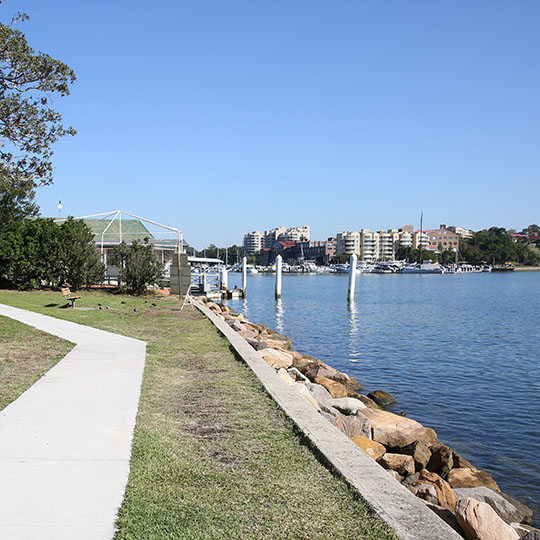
[334,413,371,439]
[368,390,397,406]
[324,397,366,415]
[356,408,426,448]
[259,348,293,369]
[314,376,348,398]
[447,467,500,493]
[410,470,458,512]
[427,442,454,478]
[455,498,520,540]
[454,487,533,525]
[378,453,415,477]
[351,436,386,460]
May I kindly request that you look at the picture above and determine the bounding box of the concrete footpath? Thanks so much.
[0,303,146,540]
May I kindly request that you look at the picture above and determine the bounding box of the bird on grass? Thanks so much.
[121,301,126,304]
[105,306,110,310]
[133,308,137,312]
[152,303,157,307]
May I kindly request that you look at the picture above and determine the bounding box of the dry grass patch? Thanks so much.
[0,315,73,411]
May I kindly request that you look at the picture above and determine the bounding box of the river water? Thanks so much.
[224,271,540,525]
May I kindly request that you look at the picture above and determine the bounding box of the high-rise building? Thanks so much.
[243,230,264,255]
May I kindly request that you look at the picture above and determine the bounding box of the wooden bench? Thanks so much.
[61,287,82,308]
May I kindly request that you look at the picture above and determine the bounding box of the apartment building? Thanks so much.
[243,230,264,255]
[336,231,361,256]
[278,225,311,243]
[244,225,311,255]
[336,226,440,260]
[424,226,460,250]
[440,224,473,239]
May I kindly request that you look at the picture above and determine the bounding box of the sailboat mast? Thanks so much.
[419,212,423,264]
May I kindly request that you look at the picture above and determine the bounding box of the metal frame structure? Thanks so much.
[66,210,184,257]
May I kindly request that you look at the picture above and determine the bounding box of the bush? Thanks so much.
[111,238,164,295]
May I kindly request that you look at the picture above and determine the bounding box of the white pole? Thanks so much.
[221,267,228,289]
[348,253,357,302]
[242,256,247,292]
[275,255,283,299]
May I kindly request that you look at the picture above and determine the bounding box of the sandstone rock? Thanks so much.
[401,440,432,471]
[454,487,533,525]
[410,470,458,512]
[427,442,454,478]
[207,302,221,312]
[259,329,292,349]
[220,305,232,313]
[259,348,293,369]
[303,360,350,385]
[295,385,320,410]
[378,453,415,476]
[420,427,438,446]
[351,436,386,460]
[319,402,343,418]
[237,328,259,340]
[229,320,245,332]
[287,367,309,382]
[277,368,295,386]
[410,483,439,505]
[305,382,332,403]
[325,397,366,415]
[342,374,363,393]
[292,355,316,372]
[314,376,349,398]
[455,498,520,540]
[453,451,475,469]
[387,470,404,483]
[356,408,426,448]
[521,528,540,539]
[424,502,465,536]
[448,467,500,493]
[334,413,371,439]
[402,472,420,487]
[368,390,397,406]
[352,394,380,409]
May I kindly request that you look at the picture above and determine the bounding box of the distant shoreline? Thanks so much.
[515,266,540,271]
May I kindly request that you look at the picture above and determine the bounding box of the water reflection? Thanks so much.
[275,298,284,333]
[347,299,361,362]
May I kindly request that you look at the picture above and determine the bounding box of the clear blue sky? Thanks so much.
[11,0,540,248]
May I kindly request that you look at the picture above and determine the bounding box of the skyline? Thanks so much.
[12,0,540,248]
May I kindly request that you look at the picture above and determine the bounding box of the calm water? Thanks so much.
[224,271,540,524]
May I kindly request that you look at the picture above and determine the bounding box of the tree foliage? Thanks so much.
[0,3,76,186]
[57,218,105,289]
[0,218,104,290]
[0,174,37,232]
[111,238,164,295]
[460,227,540,265]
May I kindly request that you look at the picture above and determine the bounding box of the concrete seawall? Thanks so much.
[195,300,462,540]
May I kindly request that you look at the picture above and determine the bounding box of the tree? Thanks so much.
[0,217,59,289]
[57,218,105,289]
[0,174,37,232]
[111,238,164,295]
[0,4,76,187]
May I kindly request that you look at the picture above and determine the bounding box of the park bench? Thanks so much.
[61,287,82,308]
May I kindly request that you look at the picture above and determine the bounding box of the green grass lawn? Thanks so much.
[0,315,73,411]
[0,290,397,540]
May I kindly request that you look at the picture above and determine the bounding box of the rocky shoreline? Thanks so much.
[202,298,538,540]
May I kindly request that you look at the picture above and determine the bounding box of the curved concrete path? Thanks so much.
[0,303,146,540]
